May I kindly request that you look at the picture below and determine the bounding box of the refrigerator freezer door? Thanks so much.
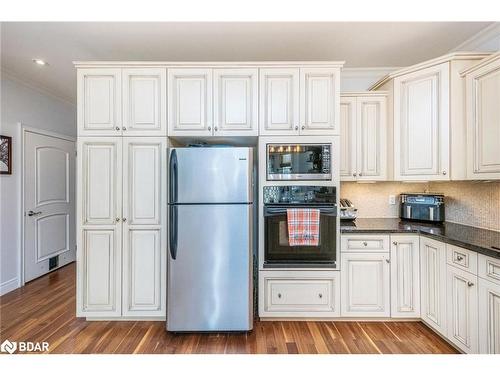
[167,203,253,331]
[170,147,253,204]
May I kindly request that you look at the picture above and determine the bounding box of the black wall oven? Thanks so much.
[263,186,337,268]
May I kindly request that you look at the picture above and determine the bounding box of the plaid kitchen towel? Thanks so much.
[287,208,320,246]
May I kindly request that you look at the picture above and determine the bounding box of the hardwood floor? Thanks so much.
[0,263,458,354]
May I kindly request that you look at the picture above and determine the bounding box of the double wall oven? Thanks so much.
[263,186,338,268]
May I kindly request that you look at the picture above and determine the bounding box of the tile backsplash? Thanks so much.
[341,181,500,231]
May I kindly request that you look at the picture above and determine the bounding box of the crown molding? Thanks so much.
[341,91,388,96]
[1,69,76,106]
[460,51,500,76]
[368,52,491,90]
[341,67,400,79]
[450,23,500,52]
[73,60,345,68]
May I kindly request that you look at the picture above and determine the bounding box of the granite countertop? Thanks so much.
[340,218,500,259]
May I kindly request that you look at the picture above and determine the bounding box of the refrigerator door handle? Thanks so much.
[169,205,178,260]
[169,149,178,204]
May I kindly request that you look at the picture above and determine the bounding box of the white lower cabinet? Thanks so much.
[259,271,340,318]
[341,252,390,317]
[478,277,500,353]
[420,237,447,335]
[390,235,420,318]
[77,137,166,319]
[446,264,479,353]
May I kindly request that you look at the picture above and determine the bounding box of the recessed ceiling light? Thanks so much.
[32,59,48,66]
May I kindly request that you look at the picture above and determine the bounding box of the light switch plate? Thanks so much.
[389,195,396,205]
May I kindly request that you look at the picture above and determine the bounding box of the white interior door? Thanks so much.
[24,131,76,282]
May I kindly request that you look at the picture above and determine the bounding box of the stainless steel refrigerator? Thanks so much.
[167,147,254,332]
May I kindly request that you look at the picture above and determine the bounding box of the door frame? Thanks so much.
[20,125,76,286]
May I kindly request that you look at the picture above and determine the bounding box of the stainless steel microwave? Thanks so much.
[266,143,332,181]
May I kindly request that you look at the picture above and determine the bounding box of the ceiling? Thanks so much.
[0,22,493,103]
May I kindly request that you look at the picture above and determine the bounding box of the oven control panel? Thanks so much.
[263,186,336,205]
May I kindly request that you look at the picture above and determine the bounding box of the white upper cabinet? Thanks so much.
[213,69,258,136]
[122,68,167,136]
[259,68,300,135]
[339,97,357,180]
[168,68,213,136]
[464,54,500,180]
[78,69,122,136]
[390,235,420,318]
[394,62,450,181]
[340,93,387,181]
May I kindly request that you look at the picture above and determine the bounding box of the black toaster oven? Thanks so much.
[400,193,445,223]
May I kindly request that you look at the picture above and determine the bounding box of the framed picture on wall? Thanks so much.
[0,135,12,175]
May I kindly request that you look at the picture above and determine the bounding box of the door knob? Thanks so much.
[27,210,42,217]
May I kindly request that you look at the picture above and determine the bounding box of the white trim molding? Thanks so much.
[0,277,20,296]
[450,23,500,52]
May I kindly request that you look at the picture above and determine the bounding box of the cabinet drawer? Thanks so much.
[478,254,500,285]
[446,244,478,275]
[260,271,339,315]
[341,234,390,252]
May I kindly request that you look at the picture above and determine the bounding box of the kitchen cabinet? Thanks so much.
[259,67,340,136]
[168,68,213,136]
[340,93,387,181]
[77,137,166,318]
[78,69,122,136]
[463,53,500,180]
[259,271,341,318]
[420,237,447,335]
[341,252,390,317]
[78,68,167,137]
[390,235,420,318]
[446,264,479,353]
[213,69,258,136]
[393,62,450,181]
[122,68,167,136]
[478,276,500,354]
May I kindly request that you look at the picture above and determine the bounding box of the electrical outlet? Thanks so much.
[389,195,396,205]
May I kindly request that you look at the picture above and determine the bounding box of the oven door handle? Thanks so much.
[264,207,337,217]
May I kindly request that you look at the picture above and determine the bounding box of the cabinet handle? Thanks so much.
[122,127,127,131]
[467,281,474,287]
[115,217,120,222]
[294,126,299,131]
[277,293,282,299]
[442,171,447,175]
[27,210,42,217]
[363,241,368,246]
[386,259,390,263]
[352,173,357,177]
[208,126,212,131]
[393,241,398,245]
[122,218,127,222]
[115,126,120,131]
[318,293,323,299]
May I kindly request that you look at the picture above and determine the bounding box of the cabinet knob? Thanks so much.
[214,126,218,131]
[122,127,127,131]
[115,126,120,131]
[456,255,464,261]
[294,126,299,131]
[358,173,363,177]
[318,293,323,299]
[208,126,212,131]
[386,259,390,263]
[115,217,120,222]
[352,173,357,177]
[122,218,127,222]
[301,125,305,130]
[442,171,447,175]
[393,241,398,245]
[467,281,474,287]
[363,241,368,246]
[277,293,282,299]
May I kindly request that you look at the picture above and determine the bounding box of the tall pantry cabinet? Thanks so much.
[76,67,167,319]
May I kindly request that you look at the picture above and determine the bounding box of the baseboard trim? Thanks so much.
[0,277,20,296]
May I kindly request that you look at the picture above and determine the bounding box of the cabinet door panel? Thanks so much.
[300,68,339,135]
[390,236,420,317]
[357,96,387,180]
[479,277,500,353]
[446,265,479,353]
[214,69,258,136]
[122,68,166,135]
[394,63,449,180]
[168,69,212,136]
[420,238,447,335]
[80,229,121,317]
[341,253,390,317]
[78,69,122,136]
[80,138,122,225]
[466,58,500,179]
[340,97,357,180]
[259,68,299,135]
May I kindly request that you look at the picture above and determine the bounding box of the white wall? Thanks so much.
[0,72,76,295]
[341,68,397,92]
